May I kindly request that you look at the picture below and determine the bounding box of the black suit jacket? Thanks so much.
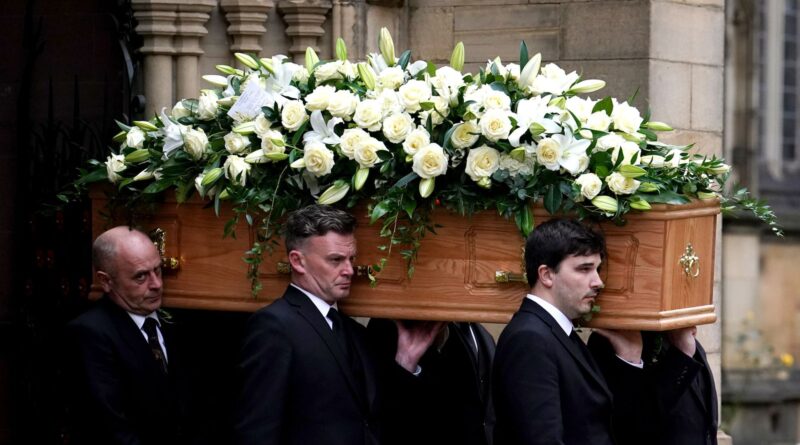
[66,297,193,445]
[590,333,718,445]
[233,286,381,445]
[493,298,643,445]
[368,320,496,445]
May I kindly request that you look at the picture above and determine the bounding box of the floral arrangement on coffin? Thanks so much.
[70,29,779,290]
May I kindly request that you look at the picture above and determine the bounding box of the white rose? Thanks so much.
[305,85,336,112]
[536,137,562,171]
[261,129,286,154]
[482,89,511,111]
[451,121,480,149]
[106,154,126,183]
[354,137,388,168]
[224,132,251,154]
[378,66,405,90]
[339,128,370,160]
[479,109,512,142]
[431,66,465,104]
[564,96,596,127]
[197,90,219,120]
[464,145,500,181]
[464,85,485,117]
[398,79,431,113]
[412,143,449,178]
[303,141,335,176]
[403,127,431,156]
[327,90,359,119]
[639,155,665,168]
[281,100,308,131]
[606,172,640,195]
[376,89,403,116]
[184,127,209,160]
[339,61,358,80]
[224,155,251,186]
[172,101,192,119]
[575,173,602,200]
[419,96,450,127]
[530,63,579,96]
[595,133,625,152]
[382,112,415,144]
[585,111,612,132]
[254,114,272,137]
[314,61,344,82]
[126,127,145,149]
[611,141,641,165]
[353,99,383,131]
[293,66,310,85]
[611,100,644,134]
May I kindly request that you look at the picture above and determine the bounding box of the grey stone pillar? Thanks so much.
[278,0,332,64]
[132,0,179,115]
[221,0,275,55]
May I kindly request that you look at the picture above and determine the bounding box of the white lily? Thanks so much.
[554,128,591,176]
[261,55,301,108]
[158,108,189,158]
[302,110,343,146]
[508,97,562,147]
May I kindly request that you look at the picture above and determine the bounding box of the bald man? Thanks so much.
[66,227,197,445]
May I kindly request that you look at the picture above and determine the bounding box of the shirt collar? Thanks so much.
[526,294,573,336]
[127,311,160,330]
[291,283,337,319]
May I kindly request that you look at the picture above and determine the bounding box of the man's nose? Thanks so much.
[342,260,354,277]
[149,271,163,289]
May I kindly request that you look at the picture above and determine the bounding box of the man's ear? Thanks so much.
[537,264,554,288]
[288,250,305,275]
[96,270,112,293]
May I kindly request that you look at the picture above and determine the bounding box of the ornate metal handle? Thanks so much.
[276,261,373,277]
[679,243,700,278]
[495,271,527,283]
[149,228,181,270]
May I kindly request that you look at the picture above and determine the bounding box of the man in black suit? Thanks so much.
[589,326,719,445]
[67,226,195,445]
[493,219,645,445]
[233,205,440,445]
[368,319,496,445]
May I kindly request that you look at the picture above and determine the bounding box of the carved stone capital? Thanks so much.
[131,0,180,55]
[278,0,333,62]
[174,1,216,56]
[221,0,276,54]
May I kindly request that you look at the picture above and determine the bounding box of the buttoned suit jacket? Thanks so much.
[66,297,192,445]
[368,319,496,445]
[233,286,381,445]
[493,298,643,445]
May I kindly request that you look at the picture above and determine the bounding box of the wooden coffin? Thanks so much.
[90,189,719,330]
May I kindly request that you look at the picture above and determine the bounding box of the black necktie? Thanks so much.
[143,318,168,374]
[327,307,352,362]
[570,329,600,374]
[458,322,479,357]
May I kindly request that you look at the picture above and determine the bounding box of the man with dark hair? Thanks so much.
[67,226,197,445]
[493,219,645,445]
[234,205,440,445]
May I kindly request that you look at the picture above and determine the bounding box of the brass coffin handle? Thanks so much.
[679,243,700,278]
[276,261,373,277]
[149,228,181,270]
[495,271,528,283]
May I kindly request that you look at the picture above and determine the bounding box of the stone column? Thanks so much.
[132,0,179,116]
[221,0,275,56]
[278,0,332,64]
[174,0,217,101]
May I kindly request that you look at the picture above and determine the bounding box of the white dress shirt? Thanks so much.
[127,311,168,361]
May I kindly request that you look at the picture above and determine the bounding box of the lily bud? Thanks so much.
[568,79,606,95]
[318,180,350,205]
[530,122,546,137]
[509,147,526,163]
[548,96,566,109]
[619,165,647,179]
[201,168,223,187]
[419,177,435,198]
[112,130,127,143]
[202,75,229,87]
[629,198,651,211]
[133,120,158,131]
[379,27,396,67]
[217,96,238,107]
[643,121,673,131]
[234,53,260,70]
[591,195,619,213]
[519,53,541,88]
[125,149,150,164]
[269,137,286,148]
[265,152,289,161]
[133,169,155,181]
[290,158,306,169]
[638,182,659,193]
[305,47,320,73]
[354,167,370,191]
[233,121,256,135]
[709,163,731,175]
[216,64,243,76]
[357,63,377,90]
[245,150,268,164]
[450,42,465,71]
[335,38,348,62]
[218,188,231,200]
[259,58,276,75]
[697,191,718,200]
[477,177,492,189]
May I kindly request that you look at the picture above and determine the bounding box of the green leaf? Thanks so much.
[403,198,417,219]
[592,97,613,115]
[142,178,174,194]
[393,171,419,189]
[74,167,109,185]
[370,200,392,224]
[544,185,562,214]
[398,50,412,70]
[290,120,309,147]
[519,41,529,67]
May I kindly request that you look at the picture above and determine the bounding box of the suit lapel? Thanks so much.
[522,299,612,399]
[284,288,368,409]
